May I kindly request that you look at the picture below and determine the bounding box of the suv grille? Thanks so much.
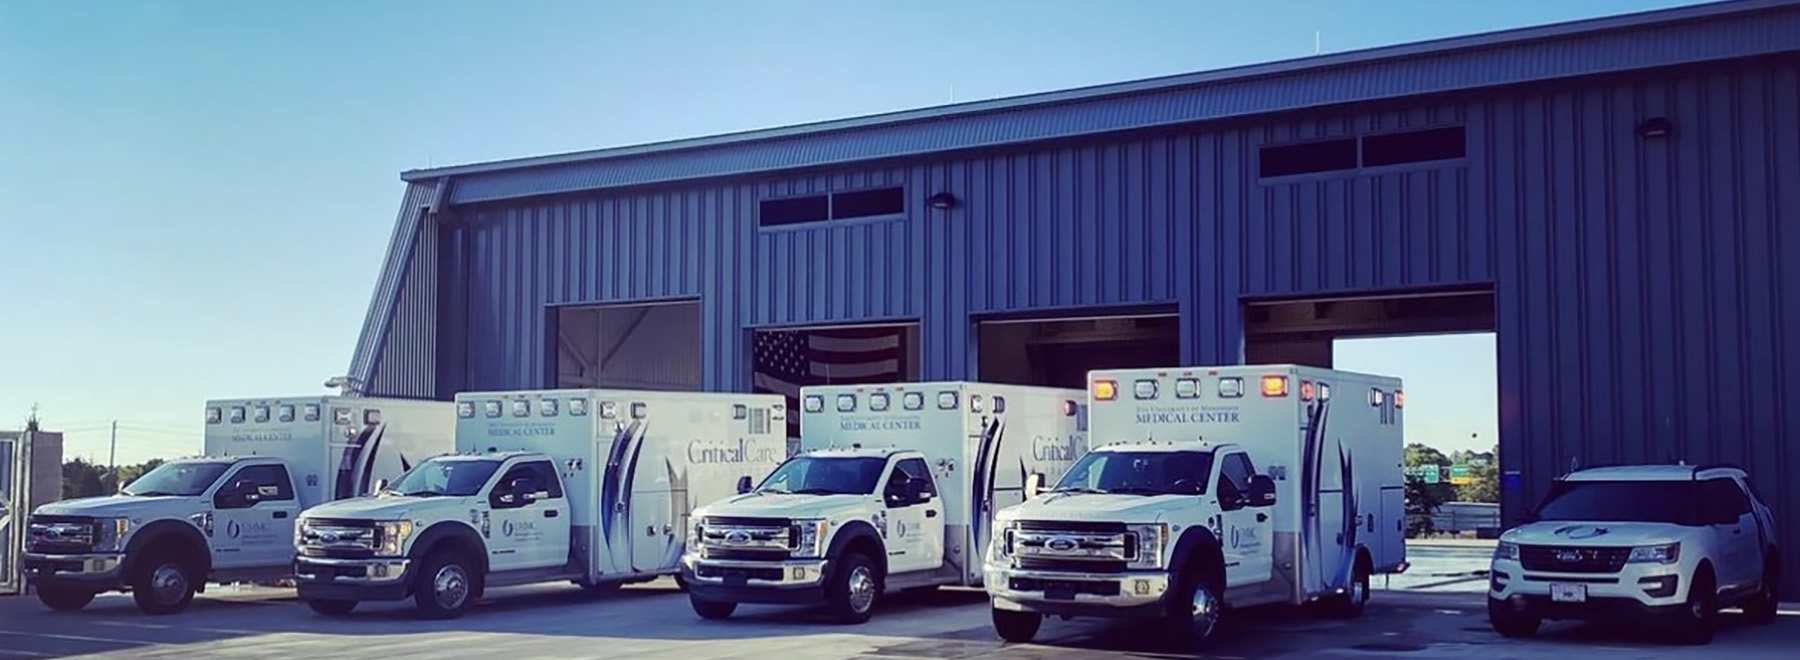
[1518,545,1631,573]
[26,515,96,554]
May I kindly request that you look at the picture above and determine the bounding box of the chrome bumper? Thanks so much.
[294,555,411,584]
[22,552,126,579]
[985,564,1173,609]
[682,554,830,588]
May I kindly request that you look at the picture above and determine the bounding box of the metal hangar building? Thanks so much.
[346,0,1800,582]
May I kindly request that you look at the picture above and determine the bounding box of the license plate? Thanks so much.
[1044,586,1077,601]
[1549,583,1587,603]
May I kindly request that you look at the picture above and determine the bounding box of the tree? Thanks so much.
[115,458,166,491]
[61,458,108,499]
[1403,443,1459,506]
[1456,445,1502,504]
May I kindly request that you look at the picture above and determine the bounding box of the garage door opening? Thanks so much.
[553,300,702,391]
[751,323,920,451]
[1244,287,1499,589]
[977,310,1181,389]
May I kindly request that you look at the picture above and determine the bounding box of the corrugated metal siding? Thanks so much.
[443,4,1800,204]
[360,59,1800,591]
[347,181,439,397]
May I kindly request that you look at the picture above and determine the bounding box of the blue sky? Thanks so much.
[0,0,1705,465]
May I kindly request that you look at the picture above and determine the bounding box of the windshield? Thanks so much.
[1052,450,1214,496]
[122,461,231,497]
[385,457,503,497]
[1534,480,1701,525]
[755,456,888,495]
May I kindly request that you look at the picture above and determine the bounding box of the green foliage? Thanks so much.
[60,458,168,499]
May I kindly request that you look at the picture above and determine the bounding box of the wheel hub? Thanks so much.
[847,566,876,613]
[1189,584,1220,639]
[151,564,187,604]
[434,565,469,610]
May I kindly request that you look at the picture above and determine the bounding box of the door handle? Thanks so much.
[1256,513,1268,523]
[545,510,559,518]
[926,510,938,518]
[273,511,289,519]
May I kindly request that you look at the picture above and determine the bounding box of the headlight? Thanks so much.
[377,520,414,556]
[1627,542,1680,564]
[94,518,132,552]
[295,519,308,547]
[688,522,704,550]
[1493,541,1519,561]
[989,521,1014,560]
[1126,523,1168,569]
[789,519,830,558]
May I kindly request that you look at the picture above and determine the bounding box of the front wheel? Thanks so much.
[306,599,358,616]
[1487,598,1541,638]
[1665,570,1717,645]
[824,552,882,625]
[1164,568,1225,649]
[412,552,479,620]
[690,595,737,620]
[36,587,95,612]
[991,608,1042,643]
[131,554,197,615]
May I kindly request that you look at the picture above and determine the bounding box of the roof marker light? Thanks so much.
[937,391,959,410]
[837,394,857,412]
[253,406,271,423]
[278,405,296,422]
[1394,390,1405,409]
[1318,383,1332,401]
[1300,381,1316,401]
[1370,389,1385,406]
[511,400,530,417]
[1092,379,1119,401]
[869,393,891,412]
[1261,376,1289,398]
[1174,378,1200,399]
[1133,379,1159,400]
[993,396,1007,414]
[303,404,321,422]
[902,392,925,411]
[568,398,589,416]
[457,402,475,419]
[970,394,985,413]
[206,407,223,424]
[1218,377,1244,398]
[1062,400,1079,417]
[803,395,825,413]
[598,400,618,419]
[541,399,560,417]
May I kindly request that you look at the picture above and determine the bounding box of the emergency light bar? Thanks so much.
[1261,376,1289,398]
[278,405,296,422]
[568,398,589,416]
[303,404,321,422]
[484,401,503,418]
[457,402,476,418]
[253,406,271,423]
[539,398,558,417]
[206,407,222,424]
[1174,378,1200,399]
[1218,377,1244,398]
[869,393,890,411]
[803,395,824,413]
[938,391,958,410]
[837,394,856,412]
[1133,379,1158,400]
[229,406,246,424]
[902,392,924,411]
[511,400,530,417]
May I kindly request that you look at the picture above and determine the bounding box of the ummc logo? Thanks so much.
[688,438,784,464]
[838,416,922,432]
[489,424,556,437]
[503,520,538,538]
[1031,434,1082,462]
[1135,407,1240,425]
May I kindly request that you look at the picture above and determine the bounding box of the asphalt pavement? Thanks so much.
[0,542,1793,660]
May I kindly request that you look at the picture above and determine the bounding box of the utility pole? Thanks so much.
[108,420,119,493]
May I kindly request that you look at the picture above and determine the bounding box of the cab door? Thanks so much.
[1214,451,1272,587]
[882,457,944,575]
[486,461,568,571]
[209,464,300,569]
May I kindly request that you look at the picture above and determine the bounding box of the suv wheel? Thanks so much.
[1666,569,1717,645]
[1745,559,1779,625]
[991,608,1042,643]
[1487,597,1541,638]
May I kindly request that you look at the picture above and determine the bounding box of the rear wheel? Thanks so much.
[131,553,197,615]
[1323,556,1372,619]
[1487,598,1541,638]
[306,599,358,616]
[689,595,737,620]
[991,608,1042,643]
[824,552,882,624]
[412,552,479,620]
[36,587,95,612]
[1745,558,1779,625]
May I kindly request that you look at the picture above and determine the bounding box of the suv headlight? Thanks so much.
[376,520,414,556]
[1493,541,1520,562]
[94,518,132,552]
[790,519,830,558]
[1126,523,1168,569]
[688,522,704,551]
[1627,542,1680,565]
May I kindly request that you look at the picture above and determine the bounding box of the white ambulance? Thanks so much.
[23,396,453,614]
[293,389,785,618]
[682,382,1088,623]
[984,365,1408,650]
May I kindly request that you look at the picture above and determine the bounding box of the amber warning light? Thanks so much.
[1092,379,1119,401]
[1260,376,1289,398]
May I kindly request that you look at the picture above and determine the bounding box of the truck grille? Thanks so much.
[700,516,792,559]
[298,519,380,558]
[1004,520,1135,573]
[26,515,96,553]
[1518,545,1631,574]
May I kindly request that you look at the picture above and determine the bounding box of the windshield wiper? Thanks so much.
[400,490,446,498]
[793,488,841,495]
[127,490,177,497]
[1104,486,1169,496]
[1051,487,1107,494]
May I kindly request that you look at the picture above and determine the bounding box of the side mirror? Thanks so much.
[736,475,754,495]
[906,479,934,502]
[1024,473,1047,499]
[497,492,517,506]
[1248,474,1277,507]
[373,478,389,494]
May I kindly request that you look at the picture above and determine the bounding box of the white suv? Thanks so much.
[1487,464,1780,645]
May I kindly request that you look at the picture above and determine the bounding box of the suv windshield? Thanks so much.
[122,461,231,497]
[756,456,887,495]
[1534,480,1701,525]
[1053,450,1213,496]
[385,457,502,497]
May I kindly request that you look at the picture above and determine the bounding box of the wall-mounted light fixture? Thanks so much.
[1635,117,1674,139]
[927,192,958,210]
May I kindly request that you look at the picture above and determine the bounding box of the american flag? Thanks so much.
[752,326,908,439]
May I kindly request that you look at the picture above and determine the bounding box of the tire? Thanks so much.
[1745,559,1779,625]
[1323,557,1372,619]
[306,599,358,616]
[1665,569,1717,645]
[412,551,479,620]
[674,574,690,593]
[36,587,95,612]
[1487,597,1541,638]
[1163,563,1225,650]
[824,552,882,625]
[991,607,1042,643]
[131,553,197,615]
[690,595,737,620]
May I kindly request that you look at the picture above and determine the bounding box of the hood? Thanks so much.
[35,495,194,519]
[1503,521,1697,546]
[998,492,1190,524]
[304,495,454,521]
[697,492,873,520]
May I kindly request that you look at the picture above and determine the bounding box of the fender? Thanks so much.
[825,520,886,573]
[408,520,489,575]
[1167,526,1223,579]
[122,519,213,578]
